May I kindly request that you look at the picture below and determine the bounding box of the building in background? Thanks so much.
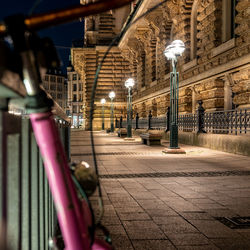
[66,60,85,128]
[71,1,139,130]
[42,68,67,110]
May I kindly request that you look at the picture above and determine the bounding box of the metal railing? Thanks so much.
[204,109,250,135]
[116,102,250,135]
[179,113,197,132]
[0,111,70,249]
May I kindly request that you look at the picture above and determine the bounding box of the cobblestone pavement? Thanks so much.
[71,130,250,250]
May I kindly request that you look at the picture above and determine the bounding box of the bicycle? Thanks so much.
[0,1,134,249]
[0,0,167,248]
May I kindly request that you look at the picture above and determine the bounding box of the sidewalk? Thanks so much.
[71,130,250,250]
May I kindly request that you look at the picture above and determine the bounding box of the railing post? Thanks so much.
[165,106,170,132]
[197,100,206,133]
[135,113,139,130]
[119,116,123,129]
[148,110,152,130]
[115,116,118,128]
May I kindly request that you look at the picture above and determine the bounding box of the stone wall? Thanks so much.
[119,0,250,115]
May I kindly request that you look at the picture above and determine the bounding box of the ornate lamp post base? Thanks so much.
[124,137,135,141]
[162,148,186,154]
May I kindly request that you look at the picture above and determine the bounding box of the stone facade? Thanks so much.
[119,0,250,117]
[42,69,66,110]
[73,0,250,129]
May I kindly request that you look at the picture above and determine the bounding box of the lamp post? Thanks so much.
[164,40,185,149]
[125,78,134,138]
[109,91,115,132]
[100,98,106,130]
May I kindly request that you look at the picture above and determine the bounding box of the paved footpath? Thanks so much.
[71,130,250,250]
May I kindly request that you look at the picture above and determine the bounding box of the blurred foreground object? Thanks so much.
[74,161,98,197]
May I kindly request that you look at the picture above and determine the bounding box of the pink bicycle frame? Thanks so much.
[30,112,112,250]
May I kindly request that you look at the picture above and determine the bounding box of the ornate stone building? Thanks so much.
[73,0,250,130]
[71,0,137,130]
[119,0,250,118]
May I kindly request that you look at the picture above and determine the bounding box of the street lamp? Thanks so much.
[164,40,185,149]
[125,78,134,138]
[100,98,106,130]
[109,91,115,132]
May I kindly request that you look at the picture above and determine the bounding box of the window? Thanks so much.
[222,0,237,42]
[51,93,56,99]
[73,74,77,80]
[141,51,146,88]
[50,84,56,91]
[57,93,62,99]
[58,85,62,91]
[190,0,198,60]
[73,105,77,113]
[45,75,49,81]
[73,84,77,91]
[73,95,77,102]
[151,38,157,82]
[57,77,62,83]
[50,76,56,82]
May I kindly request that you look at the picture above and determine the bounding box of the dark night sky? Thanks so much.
[1,0,84,74]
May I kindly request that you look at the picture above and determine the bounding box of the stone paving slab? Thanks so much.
[71,131,250,249]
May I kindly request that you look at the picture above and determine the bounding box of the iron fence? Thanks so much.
[179,113,197,132]
[151,116,167,130]
[118,106,250,135]
[138,118,148,129]
[204,109,250,135]
[0,111,70,249]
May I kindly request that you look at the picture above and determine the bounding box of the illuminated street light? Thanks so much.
[101,98,106,130]
[125,78,134,138]
[164,40,185,149]
[109,91,115,132]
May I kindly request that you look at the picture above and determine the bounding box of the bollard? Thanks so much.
[165,106,170,132]
[119,116,123,129]
[148,110,152,130]
[135,113,139,130]
[197,100,206,133]
[115,116,118,128]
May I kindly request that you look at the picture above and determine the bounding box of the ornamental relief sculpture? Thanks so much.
[127,37,145,56]
[72,52,85,77]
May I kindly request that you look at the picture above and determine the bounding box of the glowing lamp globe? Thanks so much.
[164,45,176,60]
[100,98,106,105]
[109,91,115,99]
[171,40,185,56]
[125,78,135,89]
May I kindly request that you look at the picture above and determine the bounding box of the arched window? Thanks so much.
[141,51,146,87]
[190,0,198,60]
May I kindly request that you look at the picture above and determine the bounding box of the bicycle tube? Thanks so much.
[29,111,91,250]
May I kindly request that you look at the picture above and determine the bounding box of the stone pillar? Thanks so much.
[224,76,233,111]
[192,87,197,114]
